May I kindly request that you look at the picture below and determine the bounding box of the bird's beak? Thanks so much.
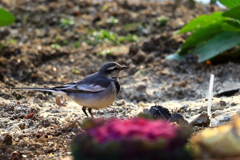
[119,66,130,70]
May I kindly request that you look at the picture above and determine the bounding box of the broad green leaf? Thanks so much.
[179,21,240,55]
[190,32,240,62]
[223,6,240,21]
[219,0,240,9]
[178,12,224,34]
[0,8,15,26]
[225,19,240,29]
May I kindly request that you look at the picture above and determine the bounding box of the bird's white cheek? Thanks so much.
[111,71,121,77]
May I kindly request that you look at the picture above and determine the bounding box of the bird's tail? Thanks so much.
[13,87,66,95]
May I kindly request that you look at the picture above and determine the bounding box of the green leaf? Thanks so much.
[190,32,240,62]
[0,8,15,26]
[177,12,224,34]
[224,19,240,29]
[219,0,240,9]
[102,30,117,42]
[179,21,240,55]
[223,6,240,21]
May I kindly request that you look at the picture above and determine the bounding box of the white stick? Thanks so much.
[207,74,214,119]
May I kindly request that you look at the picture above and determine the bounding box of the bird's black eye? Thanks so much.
[107,70,111,74]
[107,69,114,74]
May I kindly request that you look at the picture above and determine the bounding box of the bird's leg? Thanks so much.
[88,108,94,118]
[82,106,89,117]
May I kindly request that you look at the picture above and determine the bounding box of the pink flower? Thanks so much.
[87,118,177,143]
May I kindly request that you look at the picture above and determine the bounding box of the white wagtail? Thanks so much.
[14,62,129,117]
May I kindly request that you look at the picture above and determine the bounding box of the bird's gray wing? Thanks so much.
[76,76,111,92]
[53,76,111,93]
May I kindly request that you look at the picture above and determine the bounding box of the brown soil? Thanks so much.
[1,0,240,159]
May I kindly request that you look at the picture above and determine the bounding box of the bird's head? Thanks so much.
[99,62,129,78]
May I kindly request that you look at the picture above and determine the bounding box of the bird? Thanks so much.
[14,62,129,117]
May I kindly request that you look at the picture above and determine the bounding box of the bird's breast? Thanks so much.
[68,81,118,109]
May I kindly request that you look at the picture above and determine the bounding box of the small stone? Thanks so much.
[212,113,216,118]
[29,145,36,151]
[18,135,23,139]
[50,109,61,113]
[140,102,145,106]
[145,53,154,63]
[147,105,171,120]
[132,50,146,64]
[15,138,20,142]
[135,82,147,91]
[39,135,48,143]
[190,111,210,127]
[180,105,187,110]
[3,134,12,145]
[108,108,115,113]
[141,77,148,81]
[41,119,51,128]
[160,69,170,75]
[219,100,226,106]
[66,135,71,139]
[196,77,203,83]
[65,117,71,122]
[18,123,26,130]
[115,100,126,106]
[128,45,139,56]
[22,155,27,158]
[169,113,189,126]
[218,116,231,124]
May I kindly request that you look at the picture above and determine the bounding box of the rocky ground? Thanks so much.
[0,0,240,159]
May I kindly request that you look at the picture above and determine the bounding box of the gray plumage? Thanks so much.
[14,62,129,117]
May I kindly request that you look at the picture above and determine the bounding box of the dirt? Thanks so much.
[0,0,240,159]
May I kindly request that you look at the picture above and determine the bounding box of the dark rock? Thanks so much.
[190,111,210,127]
[135,83,147,91]
[41,119,51,128]
[145,53,155,63]
[148,105,171,120]
[128,45,139,56]
[141,41,157,52]
[132,50,146,64]
[169,113,189,126]
[3,134,13,145]
[219,100,226,106]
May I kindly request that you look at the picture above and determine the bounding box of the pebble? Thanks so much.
[190,111,210,127]
[65,117,71,122]
[219,100,226,106]
[115,100,126,106]
[39,135,48,143]
[132,50,146,64]
[218,116,232,125]
[135,82,147,91]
